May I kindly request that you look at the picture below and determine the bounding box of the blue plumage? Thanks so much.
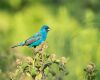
[12,25,50,48]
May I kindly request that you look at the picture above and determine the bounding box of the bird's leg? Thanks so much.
[33,42,48,54]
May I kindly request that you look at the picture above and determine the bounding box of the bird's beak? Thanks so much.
[48,28,51,31]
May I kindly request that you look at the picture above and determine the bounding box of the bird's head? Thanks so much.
[40,25,51,32]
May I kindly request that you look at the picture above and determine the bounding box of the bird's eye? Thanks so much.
[45,27,48,29]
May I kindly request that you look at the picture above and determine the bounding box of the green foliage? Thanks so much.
[0,0,100,80]
[9,42,68,80]
[84,62,97,80]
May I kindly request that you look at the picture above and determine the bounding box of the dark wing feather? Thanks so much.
[24,33,41,46]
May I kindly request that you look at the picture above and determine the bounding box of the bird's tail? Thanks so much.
[11,42,25,48]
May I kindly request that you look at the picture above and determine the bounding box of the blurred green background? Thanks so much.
[0,0,100,80]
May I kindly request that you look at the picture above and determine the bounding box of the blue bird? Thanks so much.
[12,25,50,48]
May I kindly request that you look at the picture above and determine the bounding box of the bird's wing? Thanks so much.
[24,33,42,46]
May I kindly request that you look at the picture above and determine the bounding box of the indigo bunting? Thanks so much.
[12,25,50,48]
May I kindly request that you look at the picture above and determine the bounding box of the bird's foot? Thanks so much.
[34,42,48,54]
